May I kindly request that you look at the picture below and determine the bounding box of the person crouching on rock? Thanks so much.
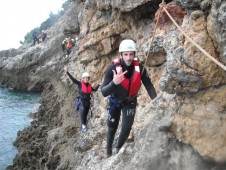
[64,65,100,132]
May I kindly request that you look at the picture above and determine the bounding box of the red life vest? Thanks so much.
[113,58,141,97]
[81,82,92,94]
[67,43,73,49]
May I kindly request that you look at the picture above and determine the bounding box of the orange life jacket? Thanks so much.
[113,58,141,97]
[67,43,73,49]
[81,82,92,94]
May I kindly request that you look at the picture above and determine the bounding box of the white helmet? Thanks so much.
[82,72,90,78]
[119,39,137,52]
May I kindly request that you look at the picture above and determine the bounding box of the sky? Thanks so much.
[0,0,66,51]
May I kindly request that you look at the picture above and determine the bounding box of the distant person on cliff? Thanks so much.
[66,38,75,56]
[101,39,157,157]
[32,31,39,46]
[40,30,47,42]
[62,37,69,52]
[64,65,101,132]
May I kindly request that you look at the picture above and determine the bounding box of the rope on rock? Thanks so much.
[142,0,226,73]
[141,0,164,75]
[160,1,226,71]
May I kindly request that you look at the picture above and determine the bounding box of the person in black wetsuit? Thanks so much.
[101,39,157,157]
[32,31,39,46]
[64,65,100,132]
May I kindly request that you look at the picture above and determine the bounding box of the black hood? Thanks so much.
[120,58,134,79]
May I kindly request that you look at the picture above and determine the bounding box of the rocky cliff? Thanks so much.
[1,0,226,170]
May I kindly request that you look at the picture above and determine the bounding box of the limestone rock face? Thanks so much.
[207,1,226,64]
[1,0,226,170]
[94,0,156,12]
[172,86,226,163]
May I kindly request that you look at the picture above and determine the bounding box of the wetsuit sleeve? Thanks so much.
[66,71,80,85]
[140,65,157,100]
[92,84,100,91]
[101,65,117,97]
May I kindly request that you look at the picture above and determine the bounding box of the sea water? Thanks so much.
[0,88,40,170]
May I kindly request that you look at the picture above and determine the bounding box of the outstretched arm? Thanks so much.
[92,84,100,91]
[64,65,80,85]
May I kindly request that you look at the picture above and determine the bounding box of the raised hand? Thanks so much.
[112,70,127,85]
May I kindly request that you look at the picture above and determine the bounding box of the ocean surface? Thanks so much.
[0,88,40,170]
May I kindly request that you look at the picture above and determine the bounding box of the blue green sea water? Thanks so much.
[0,88,40,170]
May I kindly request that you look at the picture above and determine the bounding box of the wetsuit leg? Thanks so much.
[106,107,121,156]
[79,103,90,125]
[116,101,137,151]
[37,37,40,44]
[62,44,65,52]
[33,37,39,45]
[67,48,71,55]
[33,39,36,46]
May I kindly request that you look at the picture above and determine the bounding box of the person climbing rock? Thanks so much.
[66,38,75,56]
[62,37,69,52]
[40,30,47,42]
[101,39,157,157]
[64,65,101,132]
